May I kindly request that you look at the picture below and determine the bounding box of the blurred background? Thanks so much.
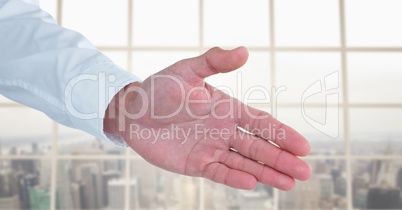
[1,0,402,209]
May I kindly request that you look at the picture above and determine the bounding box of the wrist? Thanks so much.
[103,81,142,138]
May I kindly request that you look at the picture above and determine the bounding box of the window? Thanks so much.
[1,0,401,209]
[204,0,270,47]
[345,0,402,47]
[275,0,340,47]
[133,0,199,47]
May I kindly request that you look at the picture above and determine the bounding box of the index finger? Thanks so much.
[235,103,311,157]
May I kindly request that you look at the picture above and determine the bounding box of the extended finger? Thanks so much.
[218,150,295,191]
[202,162,257,190]
[229,130,311,181]
[236,103,311,157]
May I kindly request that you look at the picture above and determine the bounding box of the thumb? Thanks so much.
[168,46,249,85]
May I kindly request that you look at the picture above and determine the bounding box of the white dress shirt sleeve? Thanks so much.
[0,0,142,147]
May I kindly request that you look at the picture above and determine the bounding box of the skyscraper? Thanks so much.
[0,170,20,209]
[28,186,51,210]
[352,176,369,208]
[366,187,400,209]
[56,161,73,209]
[70,183,82,209]
[39,159,51,187]
[369,160,381,185]
[107,179,139,209]
[354,188,368,209]
[318,174,334,200]
[0,170,18,197]
[70,161,104,209]
[131,160,157,208]
[397,167,402,190]
[75,164,97,209]
[376,159,399,187]
[102,170,121,207]
[0,144,3,170]
[318,174,334,209]
[334,174,347,196]
[19,173,38,209]
[280,176,320,209]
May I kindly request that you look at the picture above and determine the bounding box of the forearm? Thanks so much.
[0,0,141,146]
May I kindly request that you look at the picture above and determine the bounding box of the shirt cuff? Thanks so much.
[65,60,141,147]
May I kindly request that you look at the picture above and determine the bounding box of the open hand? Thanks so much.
[106,47,311,191]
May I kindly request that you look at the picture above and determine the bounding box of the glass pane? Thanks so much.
[346,0,402,47]
[58,124,127,156]
[206,51,271,100]
[352,159,402,209]
[0,159,52,210]
[62,0,128,46]
[350,108,402,155]
[0,108,52,155]
[39,0,58,21]
[276,52,342,105]
[204,0,270,47]
[348,53,402,104]
[56,159,127,210]
[203,179,274,209]
[132,51,198,80]
[275,0,340,47]
[276,107,345,155]
[130,159,200,209]
[132,0,199,47]
[101,51,128,71]
[279,159,347,209]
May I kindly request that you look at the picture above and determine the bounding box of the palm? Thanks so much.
[124,47,311,190]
